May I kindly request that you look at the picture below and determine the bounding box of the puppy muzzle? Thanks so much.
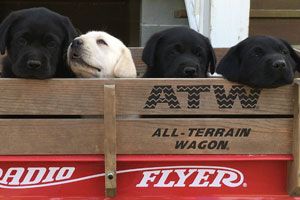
[71,38,83,49]
[69,39,84,59]
[183,66,197,77]
[27,60,42,70]
[272,60,287,71]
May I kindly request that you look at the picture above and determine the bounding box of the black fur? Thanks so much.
[0,7,78,79]
[217,36,300,88]
[142,27,216,78]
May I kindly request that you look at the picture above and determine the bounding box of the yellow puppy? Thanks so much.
[67,31,136,78]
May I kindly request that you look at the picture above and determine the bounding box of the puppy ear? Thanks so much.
[114,46,137,78]
[204,37,217,74]
[61,16,78,50]
[59,17,78,77]
[0,12,19,55]
[142,32,163,67]
[280,39,300,71]
[216,44,241,82]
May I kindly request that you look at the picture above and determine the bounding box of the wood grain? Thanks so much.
[115,78,294,115]
[0,79,104,115]
[0,78,293,115]
[288,83,300,195]
[117,118,292,154]
[104,85,117,197]
[0,119,103,154]
[0,118,292,155]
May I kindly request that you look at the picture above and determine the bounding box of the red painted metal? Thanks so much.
[0,155,295,199]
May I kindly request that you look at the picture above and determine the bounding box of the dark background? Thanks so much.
[0,0,141,46]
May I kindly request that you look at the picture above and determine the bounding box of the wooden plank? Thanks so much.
[0,118,291,155]
[288,83,300,195]
[104,85,117,197]
[249,18,300,44]
[117,118,292,154]
[251,0,300,10]
[115,78,294,115]
[251,9,300,18]
[0,119,103,154]
[0,79,104,115]
[0,78,294,115]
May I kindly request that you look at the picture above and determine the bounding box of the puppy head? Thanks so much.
[67,31,136,78]
[0,7,77,79]
[217,36,300,88]
[142,26,216,78]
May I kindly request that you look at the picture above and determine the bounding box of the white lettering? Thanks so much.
[21,168,46,185]
[154,170,174,187]
[56,167,75,181]
[189,169,215,187]
[136,170,160,187]
[42,167,60,183]
[0,168,24,185]
[210,170,240,187]
[173,169,197,187]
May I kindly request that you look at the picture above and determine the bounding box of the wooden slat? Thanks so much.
[117,118,292,154]
[0,78,294,115]
[288,82,300,195]
[0,79,104,115]
[251,0,300,9]
[116,78,294,115]
[0,119,103,154]
[249,18,300,44]
[104,85,117,197]
[251,9,300,18]
[0,118,292,155]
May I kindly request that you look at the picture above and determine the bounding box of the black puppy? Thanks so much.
[217,36,300,88]
[142,27,216,78]
[0,7,78,79]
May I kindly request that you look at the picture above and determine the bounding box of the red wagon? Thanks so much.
[0,49,299,199]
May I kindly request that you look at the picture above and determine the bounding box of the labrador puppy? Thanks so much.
[0,7,78,78]
[216,36,300,88]
[142,27,216,78]
[67,31,137,78]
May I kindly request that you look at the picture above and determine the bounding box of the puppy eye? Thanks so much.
[281,49,289,55]
[97,39,107,46]
[253,47,264,57]
[17,38,27,46]
[169,49,178,56]
[193,48,202,57]
[47,41,57,48]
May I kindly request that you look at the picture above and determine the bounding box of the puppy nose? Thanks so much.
[27,60,41,70]
[184,67,197,76]
[71,39,83,48]
[272,60,287,69]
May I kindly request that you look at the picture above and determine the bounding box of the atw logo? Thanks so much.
[144,85,261,109]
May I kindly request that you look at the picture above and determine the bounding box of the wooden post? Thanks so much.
[288,81,300,196]
[104,85,117,197]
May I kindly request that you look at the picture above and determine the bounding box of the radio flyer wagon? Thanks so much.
[0,48,299,199]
